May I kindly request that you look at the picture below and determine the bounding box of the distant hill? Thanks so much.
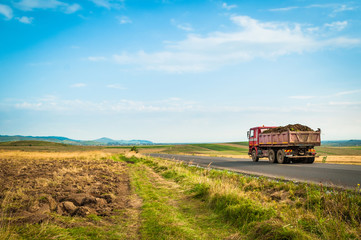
[0,135,153,146]
[95,137,118,144]
[322,140,361,147]
[0,140,68,147]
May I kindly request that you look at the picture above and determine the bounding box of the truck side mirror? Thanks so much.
[247,131,250,139]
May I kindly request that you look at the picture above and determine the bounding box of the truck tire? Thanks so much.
[306,157,315,164]
[252,150,259,162]
[277,150,286,164]
[268,149,276,163]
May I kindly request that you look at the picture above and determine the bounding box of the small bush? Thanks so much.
[130,146,138,153]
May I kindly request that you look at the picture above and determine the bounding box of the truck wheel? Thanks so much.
[277,150,286,164]
[306,157,315,164]
[268,150,276,163]
[252,150,259,162]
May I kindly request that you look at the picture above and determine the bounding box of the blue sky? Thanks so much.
[0,0,361,142]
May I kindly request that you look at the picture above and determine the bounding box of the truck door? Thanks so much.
[249,129,257,147]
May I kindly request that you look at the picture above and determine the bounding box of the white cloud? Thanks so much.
[107,84,126,90]
[269,3,356,16]
[71,83,87,88]
[324,21,347,31]
[329,101,361,106]
[13,0,81,14]
[269,6,299,12]
[10,95,360,115]
[327,4,356,14]
[16,16,33,24]
[112,15,360,73]
[64,3,81,14]
[171,19,193,32]
[14,0,63,11]
[87,56,107,61]
[90,0,124,9]
[222,2,237,10]
[0,4,13,19]
[176,23,193,32]
[116,16,131,24]
[335,89,361,96]
[12,97,200,113]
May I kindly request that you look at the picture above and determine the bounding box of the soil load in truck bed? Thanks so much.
[263,124,316,134]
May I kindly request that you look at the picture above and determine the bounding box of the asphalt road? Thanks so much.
[149,153,361,189]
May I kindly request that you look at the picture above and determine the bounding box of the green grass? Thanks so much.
[106,145,168,149]
[193,143,246,152]
[119,154,361,240]
[161,143,249,155]
[10,223,129,240]
[230,141,249,146]
[315,146,361,156]
[121,156,241,239]
[0,140,68,146]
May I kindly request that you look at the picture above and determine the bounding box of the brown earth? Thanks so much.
[263,124,317,133]
[0,151,133,227]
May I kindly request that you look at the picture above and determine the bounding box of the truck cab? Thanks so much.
[247,126,275,154]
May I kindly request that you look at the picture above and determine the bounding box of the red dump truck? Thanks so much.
[247,126,321,164]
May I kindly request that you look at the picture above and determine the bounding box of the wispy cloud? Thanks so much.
[64,3,81,14]
[90,0,124,9]
[13,0,81,14]
[112,15,360,73]
[309,3,356,14]
[324,21,348,31]
[171,19,193,32]
[70,83,87,88]
[290,89,361,100]
[0,4,13,19]
[269,3,357,16]
[9,95,360,114]
[116,16,131,24]
[16,16,33,24]
[329,101,361,106]
[222,2,237,10]
[12,97,200,113]
[87,56,107,61]
[177,23,193,32]
[269,6,299,12]
[107,84,126,90]
[335,89,361,96]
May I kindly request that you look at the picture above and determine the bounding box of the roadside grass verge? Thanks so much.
[114,154,241,239]
[119,154,361,240]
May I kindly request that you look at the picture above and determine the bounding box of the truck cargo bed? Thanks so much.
[259,131,321,146]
